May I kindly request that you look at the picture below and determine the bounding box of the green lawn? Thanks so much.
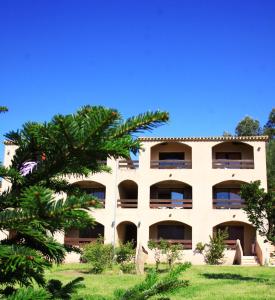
[46,263,275,300]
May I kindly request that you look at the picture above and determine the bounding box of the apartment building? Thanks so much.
[2,136,272,265]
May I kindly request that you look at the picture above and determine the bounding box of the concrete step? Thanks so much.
[242,256,259,266]
[270,258,275,265]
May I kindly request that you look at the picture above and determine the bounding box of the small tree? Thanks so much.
[235,116,261,136]
[160,240,183,269]
[115,241,135,273]
[263,109,275,190]
[263,108,275,139]
[204,229,228,265]
[148,240,161,271]
[82,237,114,273]
[241,181,275,245]
[148,240,183,270]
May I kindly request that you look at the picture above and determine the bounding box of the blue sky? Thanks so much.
[0,0,274,160]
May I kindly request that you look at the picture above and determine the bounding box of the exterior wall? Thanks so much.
[1,137,269,265]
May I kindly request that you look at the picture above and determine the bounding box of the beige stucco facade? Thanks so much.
[1,136,272,265]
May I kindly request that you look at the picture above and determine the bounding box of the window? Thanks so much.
[214,188,241,200]
[215,152,242,160]
[83,188,105,199]
[151,188,191,200]
[79,224,104,238]
[159,152,185,160]
[157,225,185,239]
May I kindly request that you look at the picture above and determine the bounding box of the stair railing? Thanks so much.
[234,239,243,265]
[255,240,264,265]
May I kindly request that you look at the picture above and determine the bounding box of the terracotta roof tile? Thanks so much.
[138,136,269,142]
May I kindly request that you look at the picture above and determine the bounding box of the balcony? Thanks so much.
[72,180,106,208]
[117,180,138,208]
[150,142,192,169]
[117,199,138,208]
[149,221,192,249]
[64,237,97,247]
[212,159,254,169]
[150,180,192,209]
[118,160,139,169]
[150,239,192,249]
[212,141,254,169]
[213,180,246,209]
[64,223,104,247]
[150,199,192,209]
[150,160,192,169]
[213,199,245,209]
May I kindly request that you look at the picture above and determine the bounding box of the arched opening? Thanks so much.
[150,142,192,169]
[73,180,106,208]
[149,221,192,249]
[212,141,254,169]
[212,180,247,209]
[213,221,256,256]
[117,180,138,208]
[150,180,192,209]
[64,222,104,247]
[117,221,137,247]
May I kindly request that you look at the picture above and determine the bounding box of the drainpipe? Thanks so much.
[112,159,119,249]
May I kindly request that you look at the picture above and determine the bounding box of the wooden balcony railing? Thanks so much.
[151,239,192,249]
[64,237,97,247]
[224,239,237,250]
[118,160,139,169]
[150,160,192,169]
[213,199,245,209]
[150,199,192,209]
[117,199,138,208]
[212,159,254,169]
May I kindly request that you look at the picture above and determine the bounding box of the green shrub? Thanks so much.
[115,241,135,264]
[115,241,135,273]
[195,242,206,254]
[148,240,161,271]
[82,237,114,273]
[159,240,183,269]
[204,229,228,265]
[5,287,51,300]
[119,262,135,274]
[148,240,183,270]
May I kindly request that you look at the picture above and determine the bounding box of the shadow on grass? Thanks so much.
[202,273,271,283]
[144,266,169,274]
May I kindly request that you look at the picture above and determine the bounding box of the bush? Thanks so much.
[148,240,183,270]
[195,242,206,254]
[148,240,161,271]
[160,240,183,269]
[204,229,228,265]
[119,262,135,274]
[5,287,51,300]
[115,241,135,273]
[81,237,114,273]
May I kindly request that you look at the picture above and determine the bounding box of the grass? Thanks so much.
[46,263,275,299]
